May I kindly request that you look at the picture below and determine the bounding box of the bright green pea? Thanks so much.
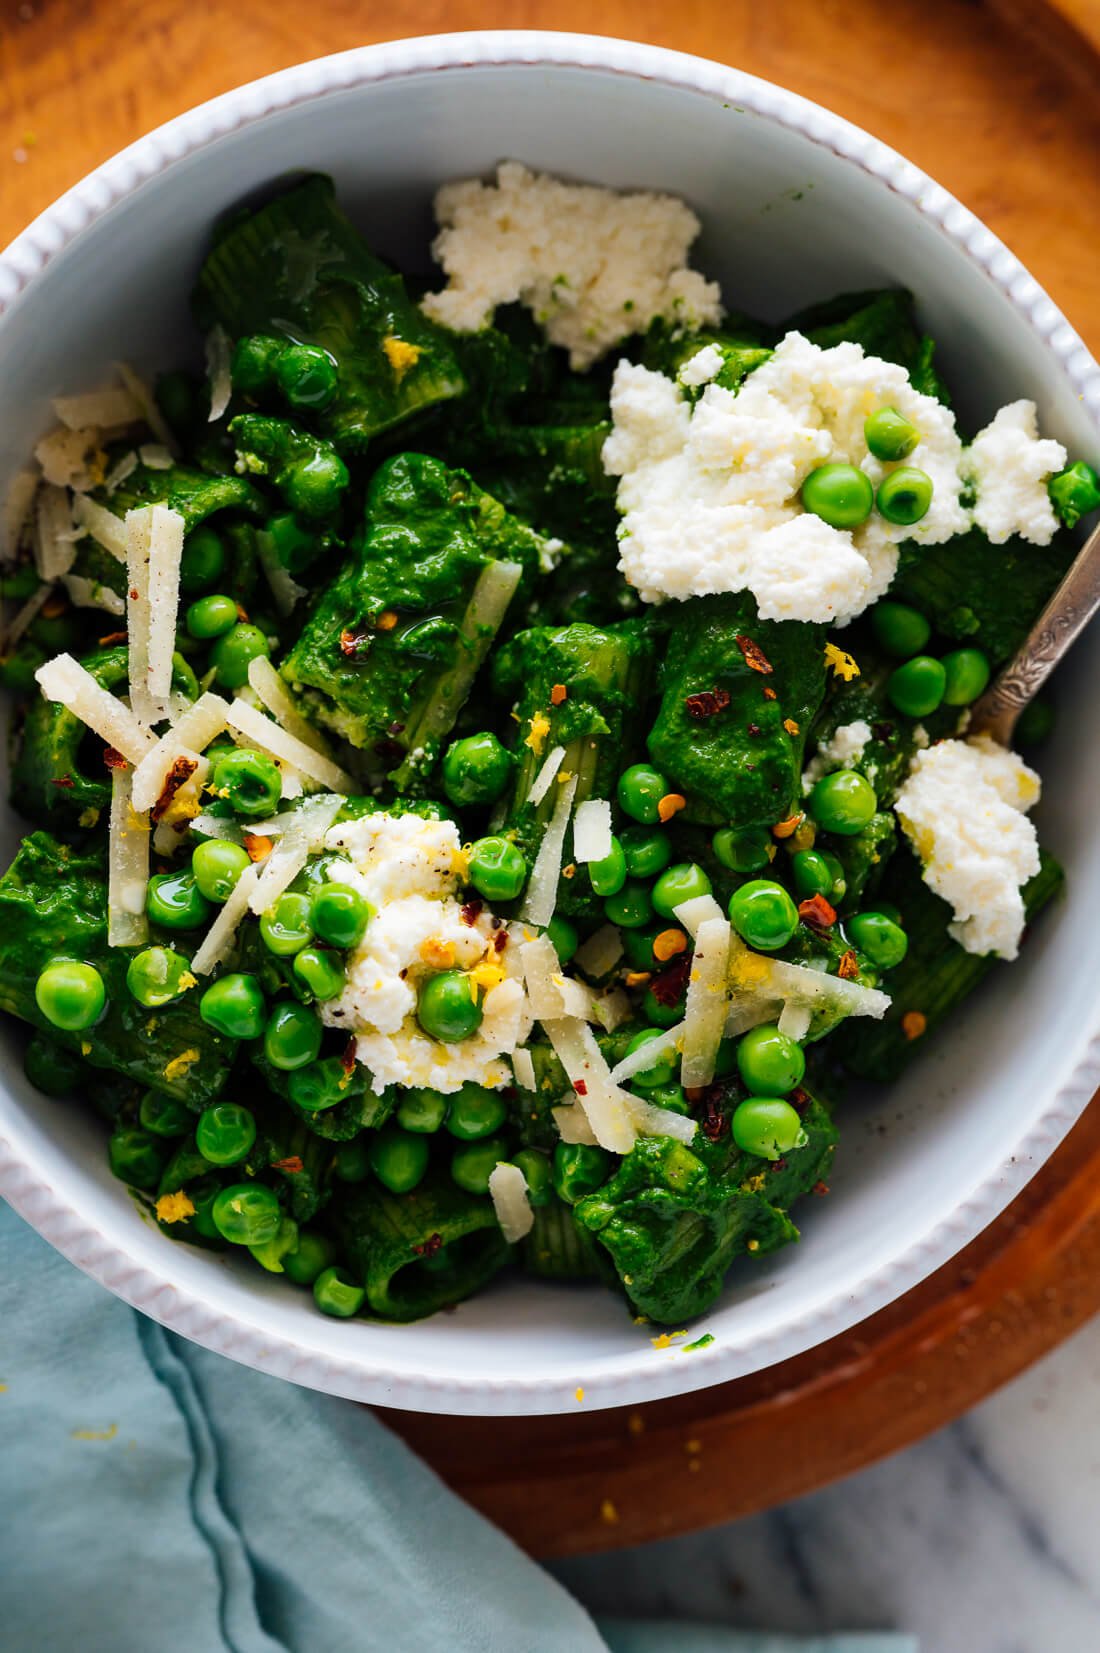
[313,1265,365,1317]
[624,1027,678,1090]
[441,732,513,807]
[876,466,933,525]
[259,892,314,957]
[210,623,271,690]
[887,655,947,718]
[941,648,991,707]
[264,1001,323,1071]
[603,879,654,930]
[179,527,226,593]
[286,450,349,519]
[191,839,251,904]
[264,512,317,574]
[287,1056,349,1113]
[1049,461,1100,529]
[588,835,627,898]
[334,1137,372,1183]
[642,986,685,1029]
[871,600,932,659]
[809,770,877,836]
[864,406,920,461]
[512,1148,553,1207]
[284,1229,336,1287]
[467,836,527,903]
[444,1082,508,1141]
[275,343,338,410]
[1016,696,1055,747]
[417,970,482,1043]
[713,1038,739,1080]
[293,852,353,896]
[546,916,579,963]
[712,826,772,874]
[552,1141,611,1205]
[801,463,874,528]
[728,880,799,951]
[230,333,282,395]
[188,1178,226,1243]
[108,1126,168,1190]
[147,871,212,931]
[126,946,192,1008]
[652,862,712,920]
[139,1090,192,1137]
[35,960,105,1032]
[210,748,282,818]
[451,1135,509,1197]
[185,593,238,641]
[369,1126,430,1193]
[620,826,672,880]
[396,1088,449,1134]
[820,851,847,904]
[292,946,346,1001]
[846,911,909,969]
[310,883,371,949]
[645,1082,691,1116]
[249,1214,300,1273]
[196,1102,257,1166]
[212,1182,282,1246]
[791,849,833,901]
[199,973,266,1040]
[737,1024,806,1096]
[24,1036,82,1098]
[617,763,669,824]
[731,1097,808,1161]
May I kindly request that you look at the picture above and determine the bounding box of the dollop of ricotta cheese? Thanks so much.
[893,735,1041,960]
[420,162,722,371]
[962,400,1066,545]
[319,812,530,1093]
[802,718,874,792]
[603,331,970,623]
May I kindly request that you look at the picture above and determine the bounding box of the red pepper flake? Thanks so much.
[97,630,127,647]
[341,1037,358,1077]
[684,688,731,722]
[235,601,250,623]
[52,775,75,789]
[339,626,372,658]
[762,685,778,700]
[783,718,800,736]
[550,683,567,706]
[789,1087,810,1112]
[376,609,399,632]
[151,755,198,823]
[771,813,803,840]
[735,634,773,675]
[573,1079,588,1096]
[386,720,406,736]
[562,862,576,879]
[460,898,483,926]
[769,1157,788,1173]
[901,1010,927,1042]
[813,1180,830,1196]
[272,1155,305,1174]
[413,1232,444,1259]
[700,1088,728,1142]
[102,746,129,772]
[243,833,273,864]
[656,793,685,824]
[746,722,762,737]
[798,894,837,929]
[493,929,508,953]
[41,592,68,620]
[649,951,691,1008]
[129,587,140,601]
[837,949,860,980]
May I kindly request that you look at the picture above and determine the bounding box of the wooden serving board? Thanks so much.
[3,0,1100,1557]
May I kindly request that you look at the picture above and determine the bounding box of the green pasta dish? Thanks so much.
[1,165,1096,1328]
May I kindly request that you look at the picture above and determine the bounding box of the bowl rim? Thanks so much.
[1,28,1099,1416]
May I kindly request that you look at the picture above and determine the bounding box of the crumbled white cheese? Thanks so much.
[320,812,528,1093]
[802,718,874,791]
[894,734,1041,960]
[603,330,971,623]
[421,162,722,371]
[678,343,724,387]
[962,400,1066,545]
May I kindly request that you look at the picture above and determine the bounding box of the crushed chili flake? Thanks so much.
[339,626,372,658]
[549,683,567,706]
[769,1157,788,1172]
[657,793,686,823]
[41,592,67,620]
[783,718,800,736]
[102,745,128,771]
[650,951,691,1008]
[798,894,837,929]
[562,862,576,879]
[243,833,274,863]
[771,813,803,839]
[735,634,773,675]
[272,1155,305,1174]
[386,719,406,736]
[684,687,731,721]
[700,1088,727,1142]
[902,1010,927,1042]
[129,587,140,601]
[151,754,198,823]
[837,949,860,980]
[789,1087,810,1112]
[52,775,75,789]
[376,609,399,631]
[413,1232,444,1259]
[341,1037,358,1076]
[493,930,508,953]
[235,601,250,623]
[653,928,687,963]
[460,898,483,926]
[762,685,777,701]
[97,630,127,647]
[573,1079,588,1096]
[813,1180,830,1196]
[624,970,652,988]
[747,721,762,737]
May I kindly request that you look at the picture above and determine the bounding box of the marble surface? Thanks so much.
[555,1319,1100,1652]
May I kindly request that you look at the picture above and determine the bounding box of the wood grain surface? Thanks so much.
[2,0,1100,1557]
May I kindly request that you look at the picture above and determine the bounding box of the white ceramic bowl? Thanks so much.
[1,32,1098,1416]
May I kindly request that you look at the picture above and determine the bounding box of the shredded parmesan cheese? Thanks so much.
[256,532,308,616]
[205,327,233,422]
[552,1103,599,1145]
[777,1002,813,1041]
[246,656,333,756]
[609,1022,686,1086]
[680,914,731,1088]
[62,573,125,616]
[572,798,613,864]
[673,893,726,939]
[191,862,262,974]
[115,361,179,456]
[511,1046,537,1090]
[2,469,37,560]
[131,691,229,811]
[123,504,184,723]
[520,772,578,927]
[73,494,128,561]
[35,427,105,491]
[107,766,149,947]
[526,743,568,808]
[34,485,77,582]
[573,923,624,981]
[541,1017,636,1153]
[1,583,52,655]
[53,386,141,432]
[625,1093,698,1145]
[224,698,355,794]
[488,1161,534,1243]
[247,795,343,914]
[35,654,155,762]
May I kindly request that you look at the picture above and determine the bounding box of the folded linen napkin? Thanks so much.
[0,1200,914,1653]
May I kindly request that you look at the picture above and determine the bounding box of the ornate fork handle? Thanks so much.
[969,518,1100,745]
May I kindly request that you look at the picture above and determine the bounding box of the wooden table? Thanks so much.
[3,0,1100,1556]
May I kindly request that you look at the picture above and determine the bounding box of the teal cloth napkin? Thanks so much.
[0,1200,914,1653]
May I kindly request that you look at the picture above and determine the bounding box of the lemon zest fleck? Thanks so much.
[824,641,860,681]
[156,1191,196,1225]
[382,336,423,379]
